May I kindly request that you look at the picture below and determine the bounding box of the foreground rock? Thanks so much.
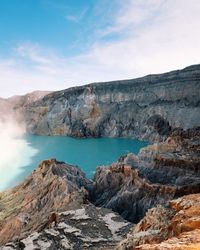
[0,159,131,249]
[19,64,200,141]
[0,128,199,249]
[1,205,131,250]
[91,128,200,222]
[91,162,177,223]
[118,193,200,250]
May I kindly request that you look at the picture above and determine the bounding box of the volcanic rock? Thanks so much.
[16,64,200,141]
[0,159,131,249]
[91,128,200,222]
[117,193,200,250]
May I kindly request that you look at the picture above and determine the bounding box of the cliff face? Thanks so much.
[0,159,91,245]
[21,64,200,141]
[91,127,200,223]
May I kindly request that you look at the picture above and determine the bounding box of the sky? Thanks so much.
[0,0,200,97]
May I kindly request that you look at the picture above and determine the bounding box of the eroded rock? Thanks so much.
[91,128,200,223]
[0,160,131,249]
[118,193,200,250]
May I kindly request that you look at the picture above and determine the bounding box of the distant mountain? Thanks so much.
[6,90,52,108]
[0,90,51,121]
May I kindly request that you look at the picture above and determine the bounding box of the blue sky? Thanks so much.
[0,0,117,56]
[0,0,200,97]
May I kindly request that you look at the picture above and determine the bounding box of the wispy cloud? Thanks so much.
[16,42,53,64]
[0,0,200,97]
[65,7,88,23]
[97,0,165,37]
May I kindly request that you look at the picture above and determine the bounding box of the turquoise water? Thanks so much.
[2,135,148,190]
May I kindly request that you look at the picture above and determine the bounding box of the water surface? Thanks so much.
[1,135,148,191]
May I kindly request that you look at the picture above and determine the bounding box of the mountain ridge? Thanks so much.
[16,63,200,141]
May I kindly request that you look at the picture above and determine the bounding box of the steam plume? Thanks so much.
[0,117,37,191]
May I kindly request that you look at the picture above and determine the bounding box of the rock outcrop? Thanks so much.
[19,64,200,141]
[1,151,199,249]
[91,162,177,223]
[91,127,200,223]
[0,159,131,249]
[118,193,200,250]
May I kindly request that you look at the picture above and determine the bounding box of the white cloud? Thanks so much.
[16,42,54,64]
[0,0,200,97]
[98,0,165,36]
[65,7,88,23]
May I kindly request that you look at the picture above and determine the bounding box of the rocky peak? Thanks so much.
[0,159,91,245]
[0,160,131,249]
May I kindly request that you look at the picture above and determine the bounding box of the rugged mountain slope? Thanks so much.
[91,127,200,222]
[0,131,199,249]
[22,64,200,141]
[0,159,131,249]
[1,130,199,249]
[118,193,200,250]
[0,159,91,244]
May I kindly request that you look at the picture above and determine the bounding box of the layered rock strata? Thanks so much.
[118,193,200,250]
[0,159,131,249]
[91,128,200,222]
[19,64,200,141]
[0,65,200,249]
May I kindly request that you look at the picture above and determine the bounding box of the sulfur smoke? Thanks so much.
[0,117,37,191]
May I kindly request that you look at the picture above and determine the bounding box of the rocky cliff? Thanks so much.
[118,193,200,250]
[91,127,200,222]
[18,64,200,141]
[0,159,131,249]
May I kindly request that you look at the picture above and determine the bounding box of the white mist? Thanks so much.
[0,119,37,191]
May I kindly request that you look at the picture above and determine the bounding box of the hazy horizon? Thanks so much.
[1,62,199,99]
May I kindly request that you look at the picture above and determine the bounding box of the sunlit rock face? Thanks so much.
[20,64,200,141]
[0,159,131,249]
[117,193,200,250]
